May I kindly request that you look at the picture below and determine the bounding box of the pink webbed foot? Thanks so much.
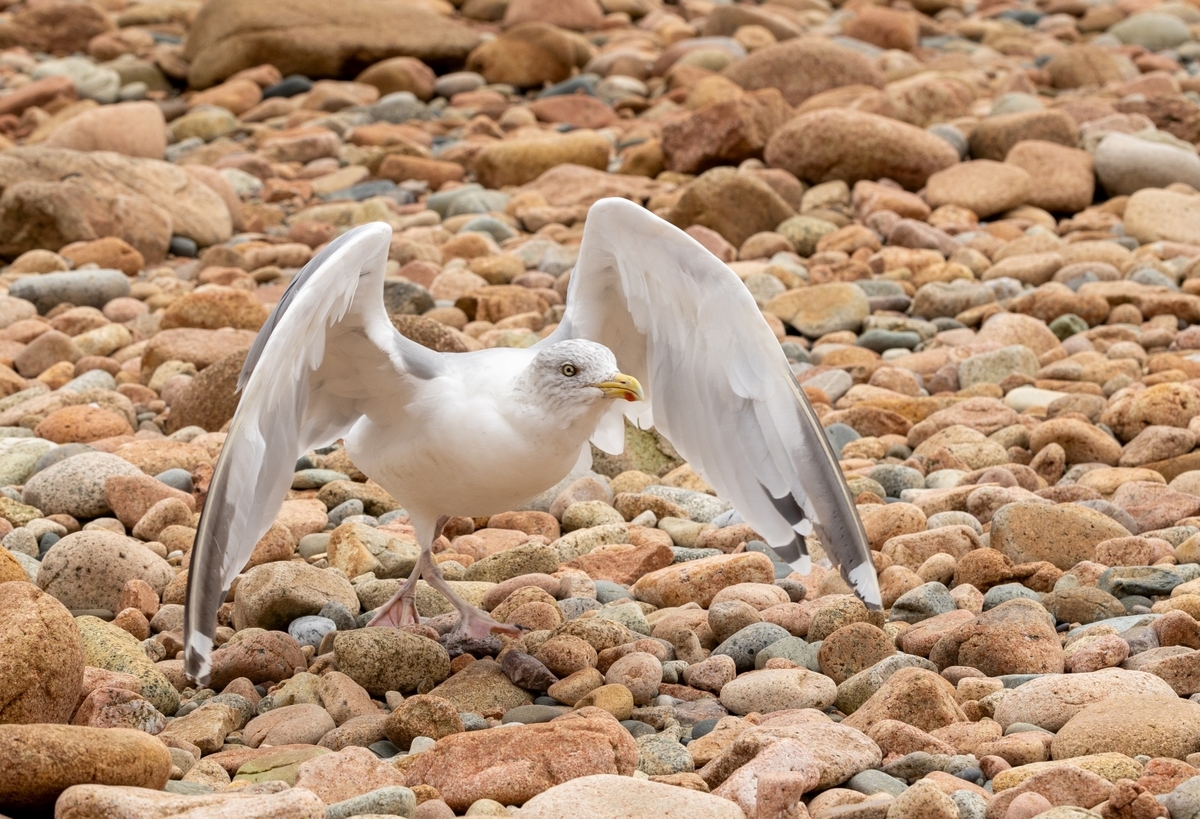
[455,605,523,641]
[366,590,420,627]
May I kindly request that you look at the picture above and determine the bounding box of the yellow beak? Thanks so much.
[595,373,644,402]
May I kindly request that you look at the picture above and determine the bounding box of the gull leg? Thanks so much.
[367,515,449,628]
[421,558,523,640]
[366,554,422,627]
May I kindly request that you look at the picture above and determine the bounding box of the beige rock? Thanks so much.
[52,784,325,818]
[0,146,231,263]
[184,0,481,89]
[0,725,171,812]
[992,669,1178,732]
[1005,141,1095,214]
[924,160,1032,219]
[722,37,884,106]
[42,102,166,159]
[990,503,1131,570]
[473,131,610,189]
[632,552,776,608]
[519,774,746,818]
[1052,694,1200,760]
[0,581,84,725]
[1124,188,1200,246]
[765,108,958,190]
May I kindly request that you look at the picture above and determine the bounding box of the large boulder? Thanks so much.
[765,108,959,190]
[0,1,113,56]
[0,147,232,262]
[184,0,482,89]
[722,37,884,106]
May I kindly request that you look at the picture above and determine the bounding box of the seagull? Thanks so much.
[183,197,881,686]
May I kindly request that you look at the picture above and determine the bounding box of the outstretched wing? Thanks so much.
[184,223,443,685]
[542,198,880,608]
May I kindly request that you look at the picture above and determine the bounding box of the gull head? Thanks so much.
[526,339,643,412]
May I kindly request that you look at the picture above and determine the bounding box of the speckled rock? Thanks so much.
[75,616,178,715]
[0,726,172,812]
[403,713,637,811]
[0,581,84,725]
[23,451,143,518]
[333,629,450,696]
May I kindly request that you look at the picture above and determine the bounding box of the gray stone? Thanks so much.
[287,615,337,649]
[1109,12,1191,51]
[8,269,131,314]
[0,438,56,486]
[858,329,921,352]
[889,582,957,624]
[869,465,925,498]
[636,733,693,776]
[1094,132,1200,196]
[594,580,633,604]
[847,768,908,797]
[560,596,604,619]
[1099,566,1194,597]
[326,786,416,819]
[32,56,121,103]
[754,635,811,670]
[365,91,429,123]
[642,486,731,523]
[59,369,116,393]
[958,345,1039,388]
[983,583,1042,610]
[952,790,988,819]
[712,622,791,672]
[23,451,143,517]
[155,469,193,493]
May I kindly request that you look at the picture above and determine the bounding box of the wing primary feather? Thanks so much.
[238,230,359,391]
[550,197,882,611]
[184,222,432,686]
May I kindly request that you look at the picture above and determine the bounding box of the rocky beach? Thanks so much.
[7,0,1200,817]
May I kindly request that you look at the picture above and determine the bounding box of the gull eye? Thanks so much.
[561,363,577,377]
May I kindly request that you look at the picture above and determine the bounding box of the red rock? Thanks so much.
[356,57,437,100]
[104,475,196,531]
[529,95,617,129]
[244,703,336,748]
[0,76,76,117]
[404,712,637,811]
[662,90,794,174]
[378,155,465,189]
[35,405,133,444]
[843,7,920,52]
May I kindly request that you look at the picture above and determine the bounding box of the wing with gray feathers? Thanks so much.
[184,223,443,685]
[542,198,881,608]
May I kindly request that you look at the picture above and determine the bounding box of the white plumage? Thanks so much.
[183,198,880,686]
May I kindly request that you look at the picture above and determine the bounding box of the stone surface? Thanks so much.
[0,725,171,811]
[403,714,637,811]
[0,582,84,725]
[518,774,746,818]
[185,0,482,88]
